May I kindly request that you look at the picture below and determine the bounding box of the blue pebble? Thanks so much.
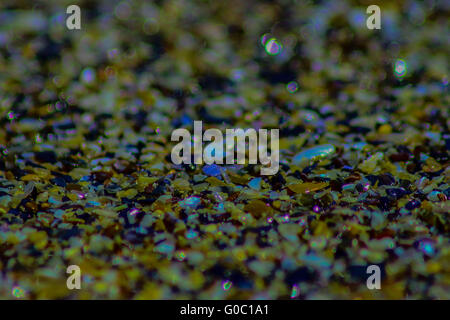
[202,164,222,177]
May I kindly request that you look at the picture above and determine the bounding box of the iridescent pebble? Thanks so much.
[215,202,225,212]
[417,239,435,256]
[427,191,442,202]
[221,280,232,291]
[299,110,320,124]
[186,229,198,239]
[248,177,261,190]
[292,144,336,165]
[424,131,441,143]
[12,286,25,299]
[179,196,201,210]
[350,142,368,150]
[175,251,186,261]
[286,81,299,93]
[264,38,282,55]
[202,164,222,177]
[155,241,175,254]
[290,285,300,299]
[394,59,407,78]
[81,68,96,84]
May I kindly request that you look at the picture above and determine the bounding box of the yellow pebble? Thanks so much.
[378,124,392,135]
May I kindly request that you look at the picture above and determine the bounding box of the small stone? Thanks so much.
[287,182,328,194]
[292,144,336,165]
[359,152,384,174]
[202,164,222,177]
[179,196,201,210]
[386,188,407,199]
[427,191,442,202]
[244,200,272,218]
[378,124,392,135]
[405,199,421,210]
[173,178,191,191]
[248,178,261,190]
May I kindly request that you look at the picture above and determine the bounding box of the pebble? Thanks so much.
[292,144,336,165]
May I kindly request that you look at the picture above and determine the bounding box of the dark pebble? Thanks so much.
[405,200,421,210]
[229,271,253,289]
[91,171,112,183]
[285,267,316,285]
[366,175,378,186]
[444,187,450,198]
[378,173,396,186]
[377,196,392,211]
[389,152,410,162]
[34,151,57,163]
[59,227,81,240]
[386,188,407,199]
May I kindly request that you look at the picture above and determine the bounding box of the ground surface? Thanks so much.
[0,0,448,299]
